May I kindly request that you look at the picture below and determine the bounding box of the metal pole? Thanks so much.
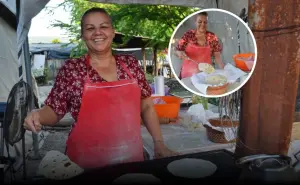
[235,0,300,158]
[23,37,41,160]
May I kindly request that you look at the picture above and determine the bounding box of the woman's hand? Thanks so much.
[24,110,42,133]
[154,142,180,159]
[213,52,225,69]
[23,106,61,133]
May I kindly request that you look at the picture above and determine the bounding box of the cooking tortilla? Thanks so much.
[37,150,84,180]
[198,63,215,74]
[167,158,217,178]
[113,173,161,184]
[205,74,227,86]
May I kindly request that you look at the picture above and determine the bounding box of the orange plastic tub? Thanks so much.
[151,96,183,119]
[232,53,255,72]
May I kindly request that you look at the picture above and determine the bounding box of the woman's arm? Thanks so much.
[140,98,179,158]
[175,31,193,60]
[214,52,225,69]
[140,97,164,143]
[211,34,225,69]
[24,105,64,133]
[36,106,63,126]
[126,55,178,158]
[24,61,71,132]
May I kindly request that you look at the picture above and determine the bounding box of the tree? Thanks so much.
[51,38,61,43]
[47,0,199,57]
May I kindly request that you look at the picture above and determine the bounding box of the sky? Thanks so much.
[28,0,71,37]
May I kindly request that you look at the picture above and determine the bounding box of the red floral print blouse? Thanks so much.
[176,30,222,55]
[44,54,152,121]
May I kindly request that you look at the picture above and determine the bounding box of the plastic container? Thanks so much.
[151,96,182,120]
[232,53,255,72]
[207,83,229,95]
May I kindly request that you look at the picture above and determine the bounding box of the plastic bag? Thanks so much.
[152,97,166,104]
[186,104,219,124]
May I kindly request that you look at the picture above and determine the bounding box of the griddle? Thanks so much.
[16,149,242,184]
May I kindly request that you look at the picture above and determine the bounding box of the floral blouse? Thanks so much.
[176,29,222,55]
[44,54,152,122]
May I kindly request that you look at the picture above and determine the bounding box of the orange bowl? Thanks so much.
[151,96,182,119]
[232,53,255,72]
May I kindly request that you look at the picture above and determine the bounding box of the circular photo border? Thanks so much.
[167,8,258,98]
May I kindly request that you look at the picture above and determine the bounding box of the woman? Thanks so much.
[175,12,225,79]
[23,8,177,169]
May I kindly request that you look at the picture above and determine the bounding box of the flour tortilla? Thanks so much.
[198,63,215,74]
[37,150,84,180]
[167,158,217,178]
[113,173,161,184]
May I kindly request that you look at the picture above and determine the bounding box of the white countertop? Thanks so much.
[141,109,235,159]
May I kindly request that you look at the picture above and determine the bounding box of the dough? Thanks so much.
[167,158,217,178]
[198,63,215,74]
[113,173,161,184]
[205,74,227,86]
[37,150,84,180]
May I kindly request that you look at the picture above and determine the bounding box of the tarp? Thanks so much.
[30,43,76,59]
[0,0,16,15]
[0,0,48,167]
[0,3,18,103]
[0,0,50,102]
[17,0,50,56]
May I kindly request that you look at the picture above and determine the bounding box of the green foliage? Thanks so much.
[208,98,219,106]
[191,95,220,109]
[51,38,61,43]
[191,95,209,110]
[47,0,199,57]
[32,68,49,85]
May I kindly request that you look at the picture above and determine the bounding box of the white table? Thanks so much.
[141,109,235,159]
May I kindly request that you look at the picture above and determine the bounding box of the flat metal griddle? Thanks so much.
[20,149,241,184]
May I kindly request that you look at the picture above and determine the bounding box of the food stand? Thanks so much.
[3,0,300,184]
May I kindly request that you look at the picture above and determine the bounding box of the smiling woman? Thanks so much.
[175,12,225,79]
[81,8,115,57]
[23,7,178,169]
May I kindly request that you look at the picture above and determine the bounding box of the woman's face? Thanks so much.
[82,12,115,53]
[196,15,208,32]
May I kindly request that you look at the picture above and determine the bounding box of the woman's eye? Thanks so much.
[86,27,94,30]
[100,25,111,29]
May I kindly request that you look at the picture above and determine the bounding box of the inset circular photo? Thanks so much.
[168,8,257,98]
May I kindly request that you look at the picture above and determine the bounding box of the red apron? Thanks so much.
[66,56,144,169]
[181,43,212,79]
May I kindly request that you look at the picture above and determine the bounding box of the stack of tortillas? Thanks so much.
[113,173,161,184]
[198,63,215,74]
[37,150,84,180]
[205,74,227,86]
[167,158,217,179]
